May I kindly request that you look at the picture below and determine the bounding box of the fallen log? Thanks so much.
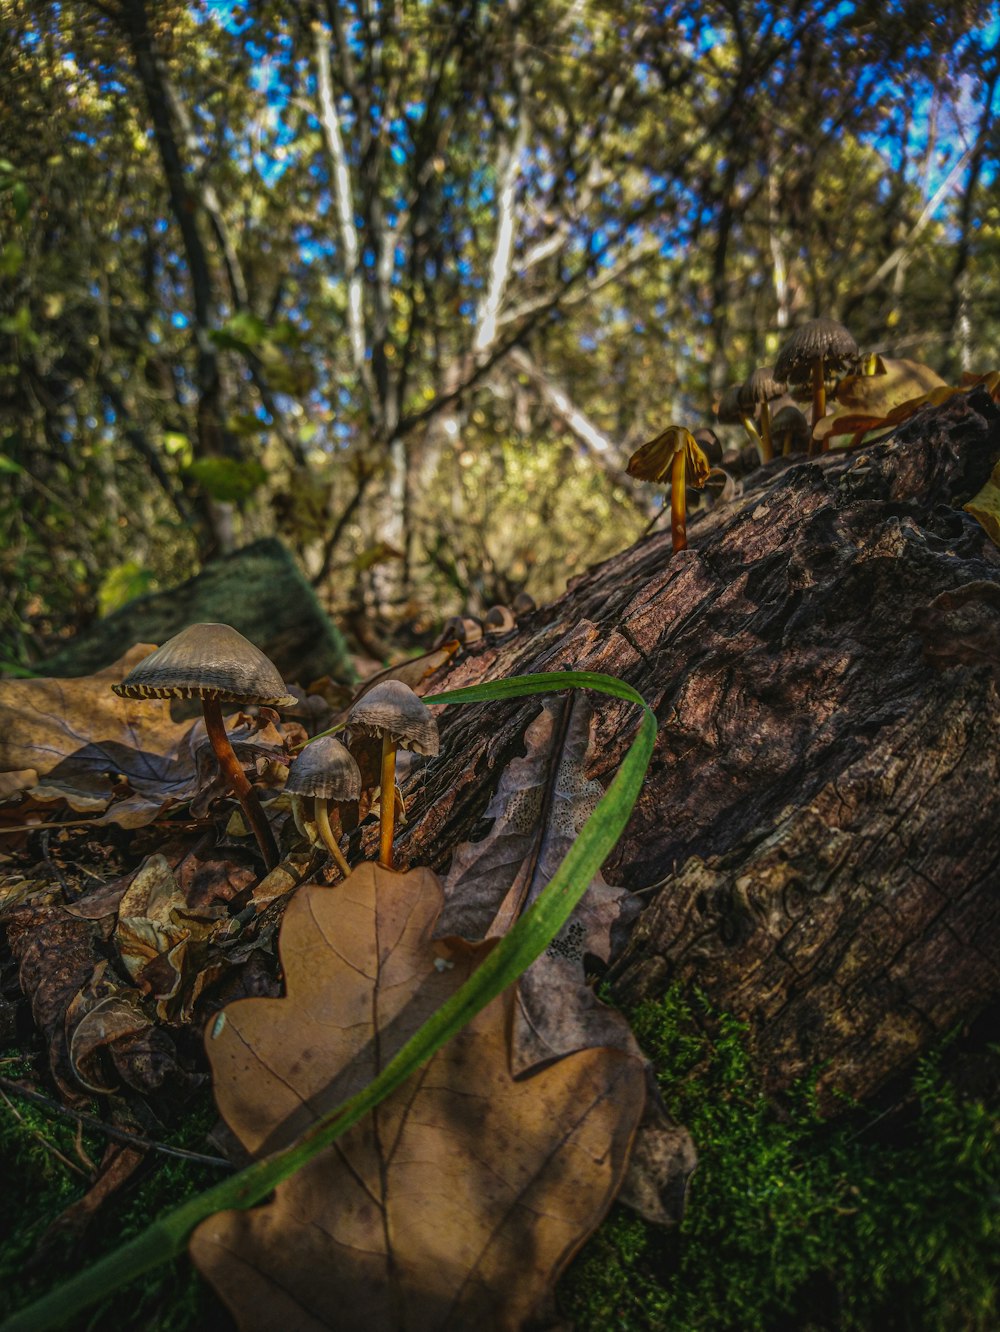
[400,389,1000,1110]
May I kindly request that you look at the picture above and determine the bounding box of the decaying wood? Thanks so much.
[396,389,1000,1109]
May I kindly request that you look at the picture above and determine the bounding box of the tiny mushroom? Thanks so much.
[112,622,294,870]
[347,679,439,870]
[285,735,361,880]
[484,605,516,635]
[774,317,858,436]
[435,615,483,650]
[512,591,536,617]
[770,404,811,455]
[738,367,786,461]
[716,385,763,455]
[627,424,714,553]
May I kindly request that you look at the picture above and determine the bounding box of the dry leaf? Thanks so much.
[115,854,234,1021]
[0,646,200,826]
[963,456,1000,548]
[352,643,459,701]
[190,864,645,1331]
[437,696,641,1075]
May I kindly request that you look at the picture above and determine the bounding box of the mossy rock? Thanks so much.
[35,538,355,686]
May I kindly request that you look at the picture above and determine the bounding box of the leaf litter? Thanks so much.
[0,648,690,1326]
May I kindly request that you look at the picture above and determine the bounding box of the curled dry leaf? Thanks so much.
[115,854,234,1022]
[68,984,152,1094]
[190,864,646,1331]
[437,695,642,1075]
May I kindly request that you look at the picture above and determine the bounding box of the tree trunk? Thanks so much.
[397,390,1000,1112]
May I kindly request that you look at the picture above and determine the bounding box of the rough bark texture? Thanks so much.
[396,390,1000,1111]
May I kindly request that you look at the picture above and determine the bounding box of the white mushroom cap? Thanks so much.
[347,679,440,756]
[285,736,362,800]
[112,623,295,706]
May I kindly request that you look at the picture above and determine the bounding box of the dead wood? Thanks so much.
[397,389,1000,1109]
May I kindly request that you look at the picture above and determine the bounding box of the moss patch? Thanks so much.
[0,1053,230,1330]
[560,986,1000,1331]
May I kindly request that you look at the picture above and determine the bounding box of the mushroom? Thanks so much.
[346,679,439,870]
[716,385,763,456]
[284,735,361,880]
[484,605,516,635]
[738,367,786,461]
[112,623,294,870]
[692,428,723,466]
[435,615,483,650]
[770,404,811,455]
[512,591,536,617]
[773,317,858,437]
[626,424,714,553]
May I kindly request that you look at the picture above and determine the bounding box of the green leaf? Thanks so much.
[97,560,155,615]
[4,670,655,1332]
[11,181,29,220]
[0,453,24,475]
[186,457,267,503]
[0,243,25,277]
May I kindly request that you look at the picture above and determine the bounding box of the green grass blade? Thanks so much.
[4,671,655,1332]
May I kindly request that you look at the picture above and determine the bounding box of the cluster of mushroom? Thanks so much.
[434,593,534,650]
[628,316,859,552]
[113,623,439,878]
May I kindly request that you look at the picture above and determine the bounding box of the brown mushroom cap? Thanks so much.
[715,385,745,425]
[692,428,723,465]
[771,405,811,451]
[739,366,786,410]
[436,615,483,648]
[112,622,295,706]
[512,591,536,617]
[285,736,361,801]
[774,318,858,384]
[484,605,516,634]
[347,679,440,756]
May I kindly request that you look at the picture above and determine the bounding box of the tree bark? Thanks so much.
[396,390,1000,1112]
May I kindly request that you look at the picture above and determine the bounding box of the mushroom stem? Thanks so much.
[201,698,280,870]
[378,732,398,869]
[314,797,352,879]
[670,448,687,553]
[739,414,763,455]
[759,400,774,461]
[810,356,827,439]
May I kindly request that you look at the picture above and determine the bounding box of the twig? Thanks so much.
[0,1078,234,1170]
[0,1089,89,1179]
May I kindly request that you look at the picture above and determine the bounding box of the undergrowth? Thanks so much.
[0,1050,229,1331]
[560,986,999,1332]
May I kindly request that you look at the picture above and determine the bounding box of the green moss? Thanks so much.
[560,986,1000,1332]
[0,1054,229,1330]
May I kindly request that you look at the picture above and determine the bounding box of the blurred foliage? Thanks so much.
[561,985,1000,1331]
[0,0,998,666]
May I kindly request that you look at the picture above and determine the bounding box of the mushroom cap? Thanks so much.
[715,385,746,424]
[739,366,786,409]
[484,605,516,634]
[771,405,811,451]
[692,428,723,466]
[436,615,483,648]
[512,591,536,617]
[347,679,440,756]
[285,735,361,800]
[774,318,858,383]
[112,622,295,706]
